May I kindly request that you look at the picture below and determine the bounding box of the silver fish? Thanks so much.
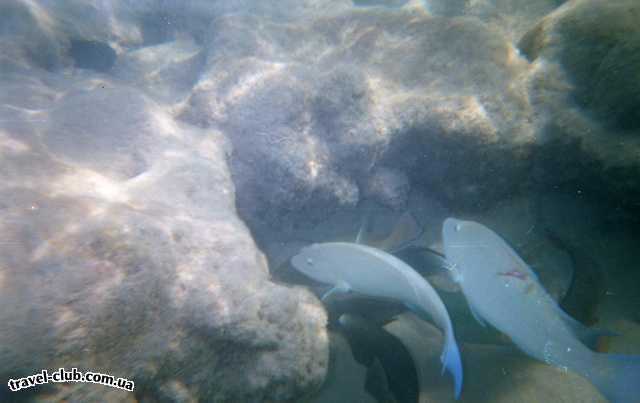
[291,242,463,399]
[442,217,640,403]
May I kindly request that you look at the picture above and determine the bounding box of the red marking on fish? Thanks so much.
[498,270,528,281]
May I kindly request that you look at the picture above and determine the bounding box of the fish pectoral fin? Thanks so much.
[321,280,352,302]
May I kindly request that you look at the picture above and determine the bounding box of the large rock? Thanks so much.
[460,0,564,41]
[0,0,67,72]
[519,0,640,130]
[180,7,537,229]
[0,66,328,401]
[363,167,411,210]
[518,0,640,215]
[113,38,206,104]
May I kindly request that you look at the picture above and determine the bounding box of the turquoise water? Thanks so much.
[1,0,639,402]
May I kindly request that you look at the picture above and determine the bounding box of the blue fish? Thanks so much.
[291,242,463,399]
[442,218,640,403]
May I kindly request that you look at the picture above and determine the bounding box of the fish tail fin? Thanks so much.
[587,352,640,403]
[440,332,463,399]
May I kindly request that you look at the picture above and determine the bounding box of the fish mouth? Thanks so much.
[442,218,464,240]
[290,251,307,271]
[443,217,464,229]
[443,217,459,227]
[290,244,319,273]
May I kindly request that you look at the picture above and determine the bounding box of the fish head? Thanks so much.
[442,218,482,242]
[443,217,529,281]
[290,243,341,285]
[441,218,491,279]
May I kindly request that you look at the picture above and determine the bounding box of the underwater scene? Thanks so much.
[1,0,639,402]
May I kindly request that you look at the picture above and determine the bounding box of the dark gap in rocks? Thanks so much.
[25,41,62,71]
[69,39,116,72]
[382,127,531,213]
[530,132,640,234]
